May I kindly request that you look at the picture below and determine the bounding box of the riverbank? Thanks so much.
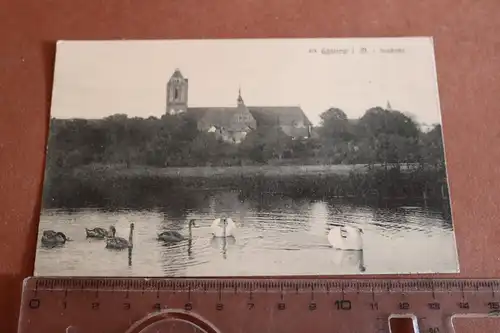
[42,162,449,210]
[74,162,425,179]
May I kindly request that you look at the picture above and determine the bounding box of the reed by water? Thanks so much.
[42,163,450,211]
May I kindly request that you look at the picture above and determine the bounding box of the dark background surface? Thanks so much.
[1,0,500,332]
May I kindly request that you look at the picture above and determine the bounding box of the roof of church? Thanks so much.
[169,68,186,81]
[248,106,312,126]
[187,107,255,131]
[186,105,311,131]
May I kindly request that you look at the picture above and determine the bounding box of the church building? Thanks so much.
[166,69,312,144]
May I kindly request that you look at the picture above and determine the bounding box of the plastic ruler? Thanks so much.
[17,277,500,333]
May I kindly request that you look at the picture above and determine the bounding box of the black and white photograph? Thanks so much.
[34,37,459,276]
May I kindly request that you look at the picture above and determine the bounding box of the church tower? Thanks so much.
[234,86,257,131]
[166,68,188,115]
[237,87,244,106]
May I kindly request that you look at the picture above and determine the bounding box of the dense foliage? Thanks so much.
[42,107,450,209]
[46,107,445,169]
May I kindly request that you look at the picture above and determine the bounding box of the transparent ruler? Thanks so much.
[17,277,500,333]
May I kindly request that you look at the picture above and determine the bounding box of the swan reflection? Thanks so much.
[104,223,135,267]
[187,238,193,259]
[210,236,236,259]
[331,249,366,273]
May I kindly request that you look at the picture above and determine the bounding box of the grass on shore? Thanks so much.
[74,163,423,179]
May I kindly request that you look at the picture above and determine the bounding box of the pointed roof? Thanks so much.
[187,107,255,131]
[248,106,312,126]
[386,100,392,110]
[237,86,244,105]
[169,68,185,81]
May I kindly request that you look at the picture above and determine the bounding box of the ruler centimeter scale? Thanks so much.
[18,277,500,333]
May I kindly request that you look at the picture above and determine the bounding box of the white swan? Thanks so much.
[211,217,236,238]
[327,224,363,250]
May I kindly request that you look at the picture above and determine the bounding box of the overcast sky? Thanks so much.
[51,37,443,126]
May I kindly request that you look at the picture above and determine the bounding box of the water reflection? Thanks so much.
[128,247,132,266]
[330,250,366,273]
[34,190,458,276]
[210,236,237,260]
[188,238,193,259]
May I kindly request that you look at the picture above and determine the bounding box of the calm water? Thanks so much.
[34,191,459,276]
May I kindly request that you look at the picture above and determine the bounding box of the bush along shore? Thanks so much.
[42,163,449,210]
[42,106,450,210]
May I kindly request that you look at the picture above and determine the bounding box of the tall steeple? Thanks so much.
[386,100,392,110]
[237,86,245,106]
[166,68,188,115]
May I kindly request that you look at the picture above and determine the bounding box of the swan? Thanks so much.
[327,224,363,251]
[158,219,196,243]
[41,230,71,247]
[211,216,236,238]
[106,223,134,250]
[85,227,110,239]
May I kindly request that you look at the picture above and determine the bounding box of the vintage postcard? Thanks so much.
[34,37,459,277]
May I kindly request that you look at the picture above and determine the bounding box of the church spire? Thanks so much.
[386,100,392,110]
[237,85,244,105]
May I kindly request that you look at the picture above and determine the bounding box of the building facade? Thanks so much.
[166,69,312,143]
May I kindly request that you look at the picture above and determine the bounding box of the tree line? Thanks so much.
[45,106,446,171]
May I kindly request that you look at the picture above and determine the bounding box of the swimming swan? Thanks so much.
[85,227,110,239]
[211,217,236,238]
[327,224,363,251]
[158,219,196,243]
[41,230,71,247]
[106,223,134,250]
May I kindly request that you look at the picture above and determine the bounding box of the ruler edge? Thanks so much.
[20,276,500,292]
[18,277,500,333]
